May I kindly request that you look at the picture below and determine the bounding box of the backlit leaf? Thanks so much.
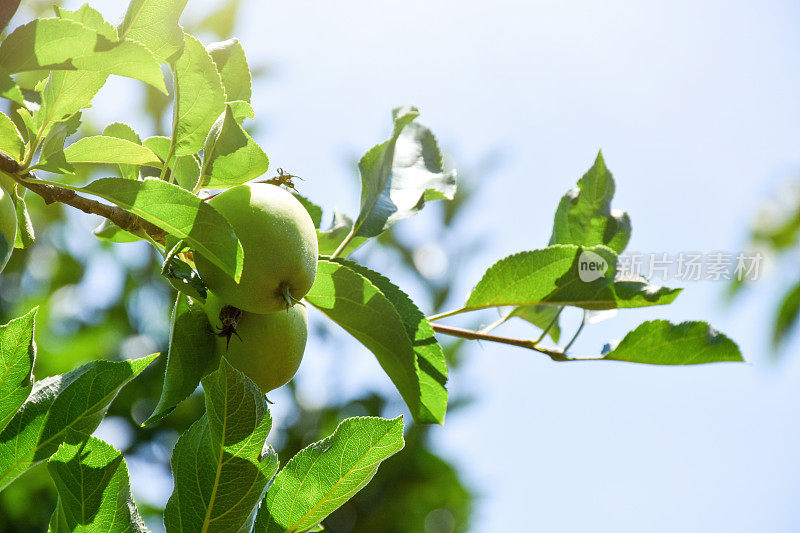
[199,106,268,189]
[0,308,36,434]
[207,38,251,103]
[164,359,278,533]
[465,245,680,311]
[47,434,147,532]
[603,320,744,365]
[254,416,404,533]
[306,259,447,424]
[34,176,244,281]
[0,353,158,490]
[118,0,189,62]
[353,106,456,238]
[63,135,161,167]
[170,33,226,156]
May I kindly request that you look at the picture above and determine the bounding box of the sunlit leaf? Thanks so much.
[118,0,189,62]
[199,106,268,189]
[603,320,744,365]
[0,353,158,490]
[164,359,278,533]
[170,33,226,156]
[47,434,147,532]
[306,259,447,424]
[465,245,680,311]
[0,308,36,434]
[34,176,244,282]
[207,38,251,103]
[0,111,24,162]
[550,151,631,254]
[254,416,404,533]
[103,122,142,180]
[352,106,456,238]
[63,135,161,167]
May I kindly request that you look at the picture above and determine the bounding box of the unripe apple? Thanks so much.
[0,186,16,273]
[195,183,318,314]
[204,292,308,393]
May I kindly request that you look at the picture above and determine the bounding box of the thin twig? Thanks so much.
[430,322,572,361]
[563,309,587,353]
[426,307,469,322]
[0,151,167,243]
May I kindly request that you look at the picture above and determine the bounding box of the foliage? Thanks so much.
[0,0,744,531]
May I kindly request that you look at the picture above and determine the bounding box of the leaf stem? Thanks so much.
[563,310,587,353]
[330,228,355,259]
[426,307,469,322]
[430,322,570,361]
[535,306,564,344]
[478,316,508,334]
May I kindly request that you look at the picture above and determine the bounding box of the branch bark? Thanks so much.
[0,151,167,243]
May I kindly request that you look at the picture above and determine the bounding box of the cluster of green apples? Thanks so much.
[0,185,16,273]
[196,183,318,393]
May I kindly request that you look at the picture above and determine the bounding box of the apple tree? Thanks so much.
[0,1,744,531]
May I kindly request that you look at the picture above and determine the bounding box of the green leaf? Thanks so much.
[164,359,279,533]
[0,353,158,490]
[35,176,244,281]
[207,38,252,103]
[36,69,105,139]
[465,245,681,311]
[34,121,77,174]
[330,257,448,422]
[55,4,116,39]
[199,106,269,189]
[603,320,744,365]
[0,18,96,72]
[11,190,34,248]
[506,305,561,343]
[47,434,147,532]
[170,33,226,156]
[145,294,215,426]
[294,194,322,229]
[0,1,20,35]
[118,0,189,62]
[62,135,161,167]
[228,99,254,124]
[0,16,166,93]
[0,67,24,105]
[0,308,36,434]
[353,106,456,238]
[317,210,368,257]
[143,136,200,190]
[0,111,24,162]
[163,257,208,301]
[549,151,631,254]
[306,259,447,424]
[103,122,142,180]
[772,279,800,349]
[254,416,404,533]
[56,5,167,93]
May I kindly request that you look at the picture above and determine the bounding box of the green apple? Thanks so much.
[0,185,16,273]
[195,183,318,314]
[204,292,308,393]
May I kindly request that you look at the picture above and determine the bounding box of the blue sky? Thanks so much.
[30,0,800,531]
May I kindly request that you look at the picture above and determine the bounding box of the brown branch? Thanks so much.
[0,151,167,243]
[430,322,599,362]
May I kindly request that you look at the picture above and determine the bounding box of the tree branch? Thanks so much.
[0,151,167,243]
[430,322,603,362]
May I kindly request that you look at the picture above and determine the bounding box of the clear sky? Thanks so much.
[37,0,800,531]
